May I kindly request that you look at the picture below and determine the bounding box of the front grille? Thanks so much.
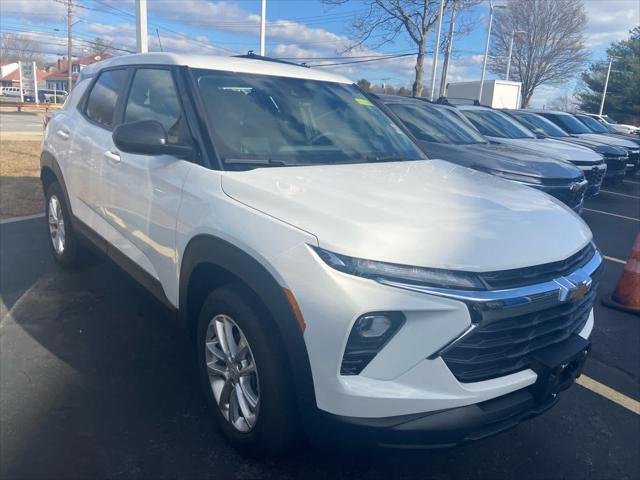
[584,166,605,187]
[604,155,627,173]
[541,183,585,211]
[442,266,601,383]
[478,244,595,290]
[627,151,639,168]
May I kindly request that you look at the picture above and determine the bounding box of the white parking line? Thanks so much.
[0,213,44,225]
[577,375,640,415]
[600,190,640,200]
[603,255,626,265]
[623,179,640,185]
[583,208,640,222]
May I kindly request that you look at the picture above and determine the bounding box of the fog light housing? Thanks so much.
[340,312,405,375]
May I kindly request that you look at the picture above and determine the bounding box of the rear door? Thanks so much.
[69,67,129,239]
[103,66,195,295]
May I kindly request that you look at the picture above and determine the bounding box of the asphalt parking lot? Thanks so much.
[1,178,639,479]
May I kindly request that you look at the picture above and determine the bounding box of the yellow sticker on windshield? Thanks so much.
[355,97,373,106]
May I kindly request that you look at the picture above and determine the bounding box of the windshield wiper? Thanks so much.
[222,158,291,167]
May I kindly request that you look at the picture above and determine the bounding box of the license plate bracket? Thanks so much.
[530,334,591,402]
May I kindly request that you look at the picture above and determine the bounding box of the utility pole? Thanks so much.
[429,0,445,100]
[599,59,612,116]
[260,0,266,56]
[135,0,148,53]
[67,0,73,92]
[439,0,457,98]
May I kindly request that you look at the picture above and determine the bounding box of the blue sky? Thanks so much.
[1,0,638,106]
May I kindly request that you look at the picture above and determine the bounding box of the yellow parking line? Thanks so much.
[576,375,640,415]
[603,255,626,264]
[600,190,640,200]
[583,208,640,222]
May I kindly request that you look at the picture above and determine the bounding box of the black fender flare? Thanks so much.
[179,234,317,417]
[40,150,72,213]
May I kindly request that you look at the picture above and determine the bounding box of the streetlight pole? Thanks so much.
[260,0,267,56]
[599,59,612,116]
[135,0,148,53]
[505,30,525,80]
[479,3,506,102]
[429,0,445,100]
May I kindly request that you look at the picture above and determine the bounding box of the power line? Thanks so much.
[309,53,417,67]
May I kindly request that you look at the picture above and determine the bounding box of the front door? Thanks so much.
[102,67,195,301]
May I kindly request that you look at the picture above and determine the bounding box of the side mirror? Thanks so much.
[112,120,193,158]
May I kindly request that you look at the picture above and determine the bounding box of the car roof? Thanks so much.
[376,94,425,105]
[524,109,572,116]
[81,52,352,84]
[457,105,492,111]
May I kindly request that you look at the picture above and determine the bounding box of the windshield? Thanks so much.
[577,115,609,133]
[388,103,487,145]
[193,69,425,168]
[460,109,535,139]
[513,112,569,137]
[539,113,591,134]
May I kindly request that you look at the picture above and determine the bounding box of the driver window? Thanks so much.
[124,68,189,145]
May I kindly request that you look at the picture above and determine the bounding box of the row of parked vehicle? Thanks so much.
[0,86,68,103]
[372,94,639,214]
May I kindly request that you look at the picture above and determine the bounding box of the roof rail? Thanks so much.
[234,51,310,68]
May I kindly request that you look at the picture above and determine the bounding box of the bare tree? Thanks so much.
[324,1,477,96]
[86,37,114,58]
[548,94,577,112]
[489,0,589,108]
[0,33,44,65]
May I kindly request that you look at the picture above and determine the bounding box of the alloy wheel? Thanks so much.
[205,314,260,432]
[48,195,66,256]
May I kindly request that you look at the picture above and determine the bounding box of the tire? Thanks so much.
[196,284,301,456]
[45,182,87,269]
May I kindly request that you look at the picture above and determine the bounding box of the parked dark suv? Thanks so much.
[504,109,629,184]
[375,95,589,211]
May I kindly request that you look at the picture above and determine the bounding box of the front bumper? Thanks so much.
[317,382,559,448]
[276,242,600,424]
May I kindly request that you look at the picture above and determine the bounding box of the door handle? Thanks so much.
[104,150,121,163]
[56,129,70,140]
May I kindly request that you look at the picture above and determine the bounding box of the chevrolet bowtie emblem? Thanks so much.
[555,273,593,302]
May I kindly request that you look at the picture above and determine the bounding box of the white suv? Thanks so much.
[41,53,601,454]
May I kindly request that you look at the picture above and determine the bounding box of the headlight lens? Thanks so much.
[314,247,485,290]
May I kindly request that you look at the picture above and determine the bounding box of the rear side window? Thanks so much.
[124,68,190,145]
[85,69,127,128]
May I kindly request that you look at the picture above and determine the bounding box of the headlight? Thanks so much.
[478,169,542,186]
[314,247,485,290]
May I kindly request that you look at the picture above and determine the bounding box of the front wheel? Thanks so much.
[196,285,301,456]
[45,182,87,269]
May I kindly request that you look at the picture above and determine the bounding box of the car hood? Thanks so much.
[551,136,627,154]
[576,133,639,149]
[416,141,582,180]
[221,160,592,272]
[603,133,640,146]
[486,137,602,163]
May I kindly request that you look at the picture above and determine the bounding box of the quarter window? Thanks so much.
[85,69,127,128]
[124,68,189,145]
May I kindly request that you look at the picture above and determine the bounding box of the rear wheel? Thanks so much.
[45,182,87,269]
[196,285,300,456]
